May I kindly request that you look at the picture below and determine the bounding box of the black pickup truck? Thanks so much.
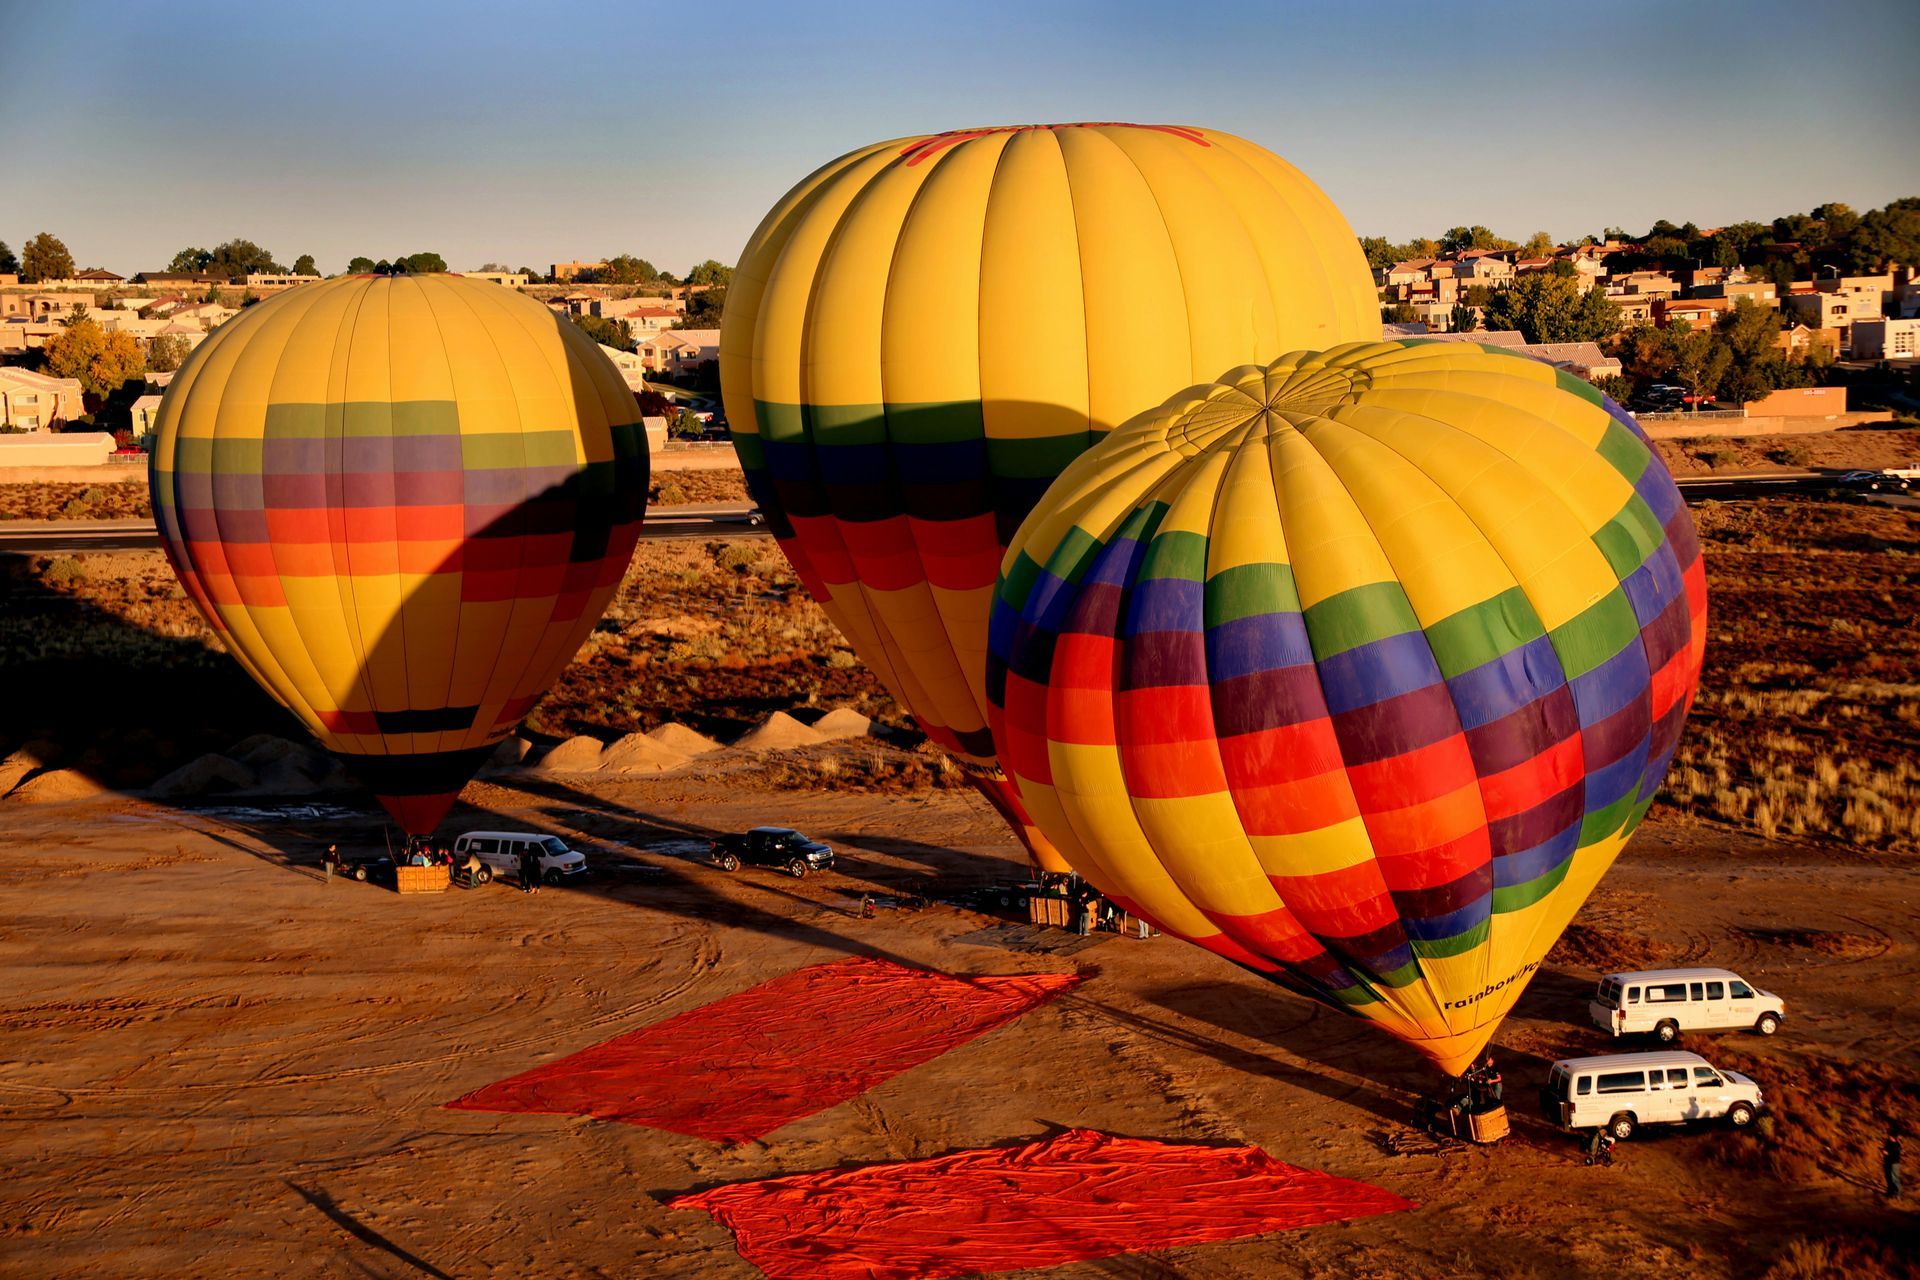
[709,827,836,878]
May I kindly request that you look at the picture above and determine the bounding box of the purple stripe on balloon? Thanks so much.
[1330,680,1461,765]
[1462,684,1580,775]
[1209,664,1329,737]
[1121,629,1208,690]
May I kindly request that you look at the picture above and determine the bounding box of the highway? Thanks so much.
[0,504,771,556]
[2,479,1913,557]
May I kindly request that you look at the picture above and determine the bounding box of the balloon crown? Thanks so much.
[900,123,1209,165]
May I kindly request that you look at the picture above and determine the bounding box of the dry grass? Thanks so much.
[0,482,152,521]
[647,468,746,506]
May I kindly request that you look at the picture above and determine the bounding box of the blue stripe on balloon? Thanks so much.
[1204,612,1317,681]
[1444,633,1567,731]
[1316,629,1445,716]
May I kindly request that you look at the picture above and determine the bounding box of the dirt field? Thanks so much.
[0,775,1914,1279]
[2,490,1917,1278]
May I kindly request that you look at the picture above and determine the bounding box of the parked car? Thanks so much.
[451,830,589,885]
[1542,1050,1763,1139]
[1588,967,1785,1042]
[709,827,835,878]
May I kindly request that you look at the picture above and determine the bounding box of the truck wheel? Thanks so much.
[1654,1019,1679,1044]
[718,853,739,872]
[1755,1012,1780,1036]
[352,865,368,882]
[474,867,492,885]
[1727,1102,1755,1127]
[787,857,809,879]
[1609,1113,1637,1141]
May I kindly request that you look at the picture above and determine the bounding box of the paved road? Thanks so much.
[0,504,771,556]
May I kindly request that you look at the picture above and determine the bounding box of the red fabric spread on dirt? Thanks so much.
[670,1127,1415,1280]
[445,957,1081,1143]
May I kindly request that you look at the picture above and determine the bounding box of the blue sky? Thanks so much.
[5,0,1916,276]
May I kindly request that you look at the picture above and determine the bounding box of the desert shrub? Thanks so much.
[1765,443,1813,467]
[714,544,761,574]
[826,649,857,669]
[42,557,86,585]
[653,481,689,505]
[1760,1236,1910,1280]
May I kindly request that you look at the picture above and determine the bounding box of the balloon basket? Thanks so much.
[394,864,450,895]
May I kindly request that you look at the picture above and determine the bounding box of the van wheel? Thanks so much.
[1727,1102,1755,1127]
[1654,1020,1679,1044]
[787,857,809,879]
[474,867,492,885]
[1608,1113,1637,1141]
[1755,1012,1780,1036]
[717,853,739,872]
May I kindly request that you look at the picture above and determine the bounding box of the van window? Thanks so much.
[1667,1069,1689,1087]
[470,838,496,854]
[1689,982,1704,1000]
[1729,980,1753,998]
[1627,987,1641,1004]
[1706,981,1725,1000]
[1693,1067,1723,1087]
[1576,1077,1591,1096]
[1647,984,1688,1003]
[1597,978,1620,1005]
[1596,1071,1645,1094]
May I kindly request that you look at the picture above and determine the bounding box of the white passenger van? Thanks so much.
[452,831,588,886]
[1543,1051,1763,1139]
[1588,967,1784,1042]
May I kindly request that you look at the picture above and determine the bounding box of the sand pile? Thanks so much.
[225,735,349,796]
[478,737,533,774]
[0,740,63,795]
[533,735,605,772]
[597,733,688,775]
[149,753,258,799]
[732,712,824,752]
[810,708,875,741]
[9,769,110,803]
[647,723,721,755]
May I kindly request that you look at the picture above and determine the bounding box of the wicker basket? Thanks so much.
[395,863,450,894]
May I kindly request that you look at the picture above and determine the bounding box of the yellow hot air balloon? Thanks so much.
[150,273,648,833]
[721,123,1382,867]
[988,342,1706,1075]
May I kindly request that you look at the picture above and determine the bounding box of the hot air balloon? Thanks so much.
[721,123,1383,868]
[150,273,648,834]
[986,341,1706,1075]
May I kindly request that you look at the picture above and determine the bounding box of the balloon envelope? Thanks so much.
[150,273,648,833]
[721,123,1383,864]
[988,341,1706,1074]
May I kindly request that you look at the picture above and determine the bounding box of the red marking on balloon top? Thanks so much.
[900,123,1210,165]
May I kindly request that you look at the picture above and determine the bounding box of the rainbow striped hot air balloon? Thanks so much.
[721,122,1382,868]
[150,273,647,834]
[987,341,1706,1074]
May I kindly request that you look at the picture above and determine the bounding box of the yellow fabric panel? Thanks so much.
[1268,424,1398,608]
[1054,127,1194,434]
[880,136,1002,406]
[861,578,987,738]
[978,128,1090,443]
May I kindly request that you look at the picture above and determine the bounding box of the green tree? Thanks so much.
[515,266,541,282]
[1448,302,1478,333]
[291,254,318,276]
[1521,230,1555,259]
[402,251,447,274]
[635,388,673,417]
[21,232,75,283]
[44,318,146,399]
[1847,197,1920,273]
[168,247,213,273]
[599,254,660,285]
[1481,274,1621,343]
[1381,302,1420,324]
[675,288,726,327]
[686,259,734,288]
[1441,225,1516,253]
[146,333,192,373]
[347,256,377,274]
[572,314,634,351]
[1359,236,1396,270]
[668,407,705,439]
[0,241,17,274]
[203,239,283,278]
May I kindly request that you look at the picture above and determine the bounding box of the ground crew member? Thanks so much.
[322,844,338,884]
[1886,1124,1904,1199]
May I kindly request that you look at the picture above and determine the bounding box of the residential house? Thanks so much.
[1850,317,1920,360]
[1812,273,1890,323]
[72,268,124,286]
[131,270,230,289]
[551,260,608,282]
[0,294,25,319]
[1653,297,1732,330]
[129,394,166,438]
[1613,296,1658,328]
[464,272,529,287]
[0,367,87,429]
[1450,251,1515,288]
[243,274,317,292]
[27,293,91,321]
[1782,289,1856,344]
[635,328,721,375]
[1773,324,1840,361]
[1607,271,1681,298]
[596,342,649,391]
[1688,280,1778,307]
[0,318,66,352]
[1382,258,1439,293]
[641,415,669,452]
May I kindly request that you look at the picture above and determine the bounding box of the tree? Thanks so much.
[402,251,447,274]
[635,388,673,417]
[572,314,634,351]
[291,254,318,276]
[1359,236,1396,270]
[1440,225,1516,253]
[1481,274,1621,343]
[168,247,213,274]
[1448,302,1478,333]
[21,232,74,283]
[515,266,541,283]
[0,241,16,275]
[146,333,192,373]
[686,259,733,288]
[598,254,660,285]
[347,256,377,274]
[668,408,706,439]
[1382,302,1420,324]
[202,239,283,278]
[1847,197,1920,273]
[475,261,513,273]
[675,288,726,327]
[1522,230,1555,259]
[44,319,146,400]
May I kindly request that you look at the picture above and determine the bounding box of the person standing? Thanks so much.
[519,845,541,895]
[1886,1124,1905,1199]
[323,844,338,885]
